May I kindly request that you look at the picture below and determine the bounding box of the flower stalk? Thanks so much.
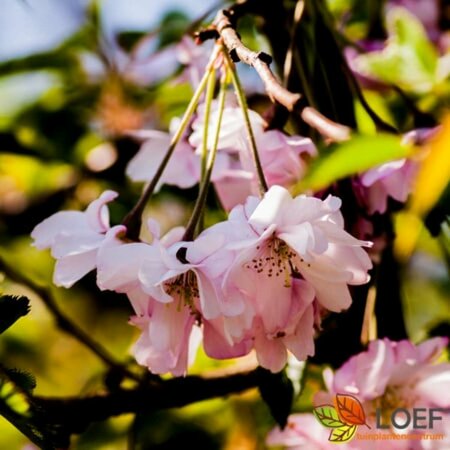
[182,66,229,242]
[223,51,269,195]
[123,45,222,240]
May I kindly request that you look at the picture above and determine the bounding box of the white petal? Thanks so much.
[31,211,87,249]
[85,190,118,233]
[249,185,292,228]
[53,250,98,287]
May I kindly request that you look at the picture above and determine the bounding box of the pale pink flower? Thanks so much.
[255,130,316,188]
[97,218,243,375]
[324,337,450,407]
[201,186,372,371]
[126,119,200,190]
[96,219,184,315]
[189,102,266,153]
[131,302,202,377]
[191,104,316,210]
[267,413,332,450]
[268,337,450,449]
[31,190,118,287]
[357,159,417,214]
[175,36,214,88]
[126,116,231,191]
[97,219,204,376]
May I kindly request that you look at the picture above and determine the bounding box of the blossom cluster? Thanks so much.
[28,32,429,378]
[268,337,450,449]
[126,97,316,211]
[31,185,372,375]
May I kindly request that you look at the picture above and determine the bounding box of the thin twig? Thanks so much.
[0,257,140,382]
[225,51,269,194]
[197,8,352,142]
[122,46,221,240]
[182,66,228,242]
[214,9,301,111]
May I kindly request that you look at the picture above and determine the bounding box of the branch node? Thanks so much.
[257,52,272,65]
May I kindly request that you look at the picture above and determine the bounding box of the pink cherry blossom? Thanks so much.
[126,119,200,190]
[126,116,232,192]
[268,337,450,449]
[267,413,332,450]
[190,103,317,210]
[31,190,118,288]
[200,186,372,371]
[97,219,205,376]
[96,218,244,375]
[175,36,214,88]
[189,99,266,153]
[356,158,417,214]
[130,302,203,377]
[324,337,450,407]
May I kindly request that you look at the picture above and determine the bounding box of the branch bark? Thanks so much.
[33,369,262,433]
[197,8,352,142]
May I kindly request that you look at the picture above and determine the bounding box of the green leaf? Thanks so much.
[329,424,357,442]
[353,8,439,93]
[0,295,30,334]
[295,133,411,192]
[313,405,345,428]
[258,368,294,428]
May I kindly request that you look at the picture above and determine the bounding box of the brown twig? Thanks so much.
[197,8,352,142]
[0,257,140,382]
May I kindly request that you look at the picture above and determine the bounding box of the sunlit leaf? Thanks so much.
[395,115,450,260]
[294,133,411,192]
[410,116,450,216]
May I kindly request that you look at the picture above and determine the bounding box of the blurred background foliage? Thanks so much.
[0,0,449,448]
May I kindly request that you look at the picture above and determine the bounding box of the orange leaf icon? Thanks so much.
[334,394,367,426]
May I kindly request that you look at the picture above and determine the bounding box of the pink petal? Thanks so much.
[254,329,288,372]
[249,185,292,229]
[53,250,98,287]
[85,190,118,233]
[31,211,87,249]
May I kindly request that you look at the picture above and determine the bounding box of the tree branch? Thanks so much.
[33,369,262,434]
[0,257,140,382]
[197,8,351,142]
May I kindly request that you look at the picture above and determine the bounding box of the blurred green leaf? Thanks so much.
[294,133,411,192]
[353,8,440,93]
[0,296,30,335]
[158,11,190,48]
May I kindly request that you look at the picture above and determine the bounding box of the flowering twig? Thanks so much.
[0,257,140,382]
[122,46,221,240]
[198,8,351,142]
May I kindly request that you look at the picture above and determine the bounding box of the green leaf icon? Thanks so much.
[313,405,345,428]
[329,424,357,443]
